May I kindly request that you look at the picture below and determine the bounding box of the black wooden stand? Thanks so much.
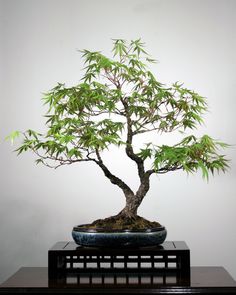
[48,241,190,286]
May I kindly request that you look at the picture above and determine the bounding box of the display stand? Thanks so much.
[48,241,190,286]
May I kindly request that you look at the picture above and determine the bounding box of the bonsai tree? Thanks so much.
[9,39,229,229]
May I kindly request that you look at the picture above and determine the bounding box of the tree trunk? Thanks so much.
[118,174,150,218]
[118,194,142,218]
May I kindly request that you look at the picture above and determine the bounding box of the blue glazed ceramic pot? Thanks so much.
[72,225,167,247]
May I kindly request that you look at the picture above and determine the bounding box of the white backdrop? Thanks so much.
[0,0,236,283]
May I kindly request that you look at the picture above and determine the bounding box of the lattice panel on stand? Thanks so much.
[48,241,190,286]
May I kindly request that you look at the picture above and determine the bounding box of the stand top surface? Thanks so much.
[49,241,189,253]
[1,267,236,290]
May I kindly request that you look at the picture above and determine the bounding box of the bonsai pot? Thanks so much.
[72,224,167,247]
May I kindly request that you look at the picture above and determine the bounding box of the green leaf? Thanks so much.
[6,130,20,145]
[215,141,231,149]
[198,160,209,180]
[68,148,82,158]
[27,129,41,139]
[35,159,44,165]
[112,39,127,58]
[130,38,148,56]
[146,57,157,63]
[137,148,152,160]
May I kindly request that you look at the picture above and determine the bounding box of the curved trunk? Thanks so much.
[118,194,142,217]
[119,174,150,218]
[94,148,152,220]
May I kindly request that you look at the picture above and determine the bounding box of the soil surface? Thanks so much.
[80,214,162,230]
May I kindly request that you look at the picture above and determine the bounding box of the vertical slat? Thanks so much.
[138,254,141,269]
[138,274,141,285]
[151,255,155,268]
[110,255,114,269]
[83,256,87,269]
[180,250,191,284]
[124,255,127,269]
[97,255,101,269]
[48,252,57,279]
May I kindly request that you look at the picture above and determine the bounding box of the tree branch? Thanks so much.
[94,149,134,197]
[133,125,160,136]
[32,149,94,169]
[146,165,183,176]
[103,68,146,181]
[121,98,145,179]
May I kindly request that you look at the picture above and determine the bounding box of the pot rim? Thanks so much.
[73,224,166,233]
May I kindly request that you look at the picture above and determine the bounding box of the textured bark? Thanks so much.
[118,172,151,218]
[94,151,151,218]
[118,194,140,217]
[94,149,134,198]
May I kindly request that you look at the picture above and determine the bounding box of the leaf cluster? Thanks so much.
[138,135,229,179]
[9,39,229,177]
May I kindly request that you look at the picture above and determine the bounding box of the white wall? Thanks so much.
[1,0,236,283]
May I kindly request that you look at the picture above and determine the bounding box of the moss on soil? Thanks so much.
[81,215,162,230]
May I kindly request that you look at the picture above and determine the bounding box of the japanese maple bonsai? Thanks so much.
[10,39,229,240]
